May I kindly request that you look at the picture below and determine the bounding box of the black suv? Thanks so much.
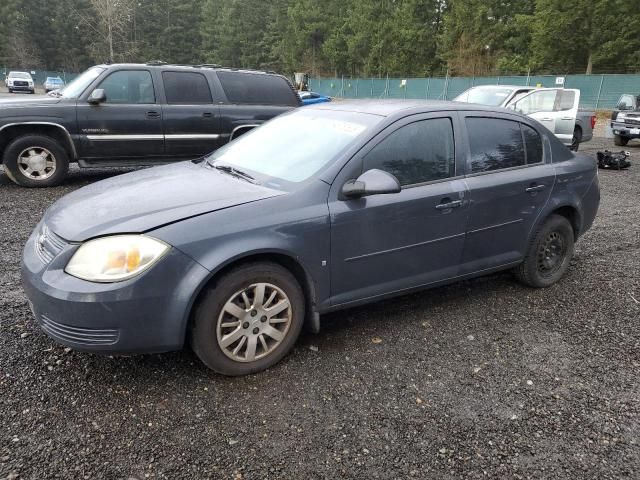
[0,63,301,187]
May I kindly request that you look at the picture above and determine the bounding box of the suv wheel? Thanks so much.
[614,134,629,146]
[191,262,305,376]
[515,214,575,288]
[3,135,70,187]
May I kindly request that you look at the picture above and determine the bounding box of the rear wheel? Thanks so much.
[515,214,575,288]
[614,134,629,146]
[190,262,305,376]
[3,135,70,187]
[569,127,582,151]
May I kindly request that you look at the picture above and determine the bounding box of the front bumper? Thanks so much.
[611,122,640,139]
[9,85,34,91]
[22,226,211,354]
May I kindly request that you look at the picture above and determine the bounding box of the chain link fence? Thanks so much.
[0,68,78,87]
[310,74,640,110]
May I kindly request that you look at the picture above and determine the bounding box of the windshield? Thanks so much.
[206,110,380,185]
[454,87,516,106]
[61,67,104,98]
[9,72,30,79]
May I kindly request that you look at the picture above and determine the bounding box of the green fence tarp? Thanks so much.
[310,74,640,109]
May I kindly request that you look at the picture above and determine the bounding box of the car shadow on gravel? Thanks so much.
[59,269,519,386]
[0,166,140,188]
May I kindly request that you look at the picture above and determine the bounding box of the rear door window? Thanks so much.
[162,71,212,104]
[217,72,298,106]
[466,117,525,173]
[363,118,455,186]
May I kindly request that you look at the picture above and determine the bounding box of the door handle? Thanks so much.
[525,184,546,193]
[435,199,463,210]
[146,111,161,119]
[541,117,553,121]
[202,112,213,118]
[561,117,574,120]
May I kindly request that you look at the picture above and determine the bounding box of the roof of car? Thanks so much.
[468,84,535,90]
[306,99,510,117]
[97,63,278,76]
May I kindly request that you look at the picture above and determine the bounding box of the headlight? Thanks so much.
[617,113,626,122]
[65,235,169,282]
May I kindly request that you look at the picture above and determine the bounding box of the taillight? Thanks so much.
[590,115,596,129]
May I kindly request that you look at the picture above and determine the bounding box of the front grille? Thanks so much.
[40,315,120,346]
[14,81,28,86]
[624,117,640,126]
[34,225,67,264]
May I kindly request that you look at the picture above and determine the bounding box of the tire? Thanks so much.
[614,134,629,146]
[569,127,582,151]
[8,88,12,93]
[2,135,70,187]
[190,262,305,376]
[515,214,575,288]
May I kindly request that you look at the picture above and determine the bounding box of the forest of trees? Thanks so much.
[0,0,638,77]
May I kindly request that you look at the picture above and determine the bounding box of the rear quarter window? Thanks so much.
[216,72,299,106]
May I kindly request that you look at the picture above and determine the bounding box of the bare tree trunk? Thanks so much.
[586,53,593,74]
[74,0,134,63]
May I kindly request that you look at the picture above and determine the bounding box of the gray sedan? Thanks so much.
[22,101,600,375]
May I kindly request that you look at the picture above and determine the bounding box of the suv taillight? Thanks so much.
[590,115,596,129]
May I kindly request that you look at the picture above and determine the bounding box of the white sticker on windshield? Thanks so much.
[329,120,367,136]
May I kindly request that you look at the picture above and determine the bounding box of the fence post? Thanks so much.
[371,78,374,97]
[355,78,358,98]
[443,69,449,100]
[426,77,430,100]
[595,74,605,110]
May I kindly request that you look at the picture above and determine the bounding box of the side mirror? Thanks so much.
[88,89,106,105]
[342,169,401,198]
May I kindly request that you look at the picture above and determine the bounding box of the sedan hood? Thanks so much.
[45,162,285,242]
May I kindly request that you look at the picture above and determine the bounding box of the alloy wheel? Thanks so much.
[216,282,292,362]
[17,147,57,181]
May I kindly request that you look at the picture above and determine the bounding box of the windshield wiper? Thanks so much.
[213,164,257,184]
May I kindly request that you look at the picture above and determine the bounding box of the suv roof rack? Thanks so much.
[141,61,279,76]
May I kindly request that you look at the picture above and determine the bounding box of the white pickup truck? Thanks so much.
[455,85,596,151]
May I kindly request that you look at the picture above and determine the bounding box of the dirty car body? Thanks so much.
[22,101,600,374]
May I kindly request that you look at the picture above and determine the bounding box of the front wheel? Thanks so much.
[515,214,575,288]
[190,262,305,376]
[2,135,70,187]
[614,134,629,146]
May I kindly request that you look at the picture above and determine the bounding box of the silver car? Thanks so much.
[455,85,595,151]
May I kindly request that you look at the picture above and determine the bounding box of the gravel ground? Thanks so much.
[1,137,639,479]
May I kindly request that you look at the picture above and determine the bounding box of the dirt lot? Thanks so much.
[1,138,639,479]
